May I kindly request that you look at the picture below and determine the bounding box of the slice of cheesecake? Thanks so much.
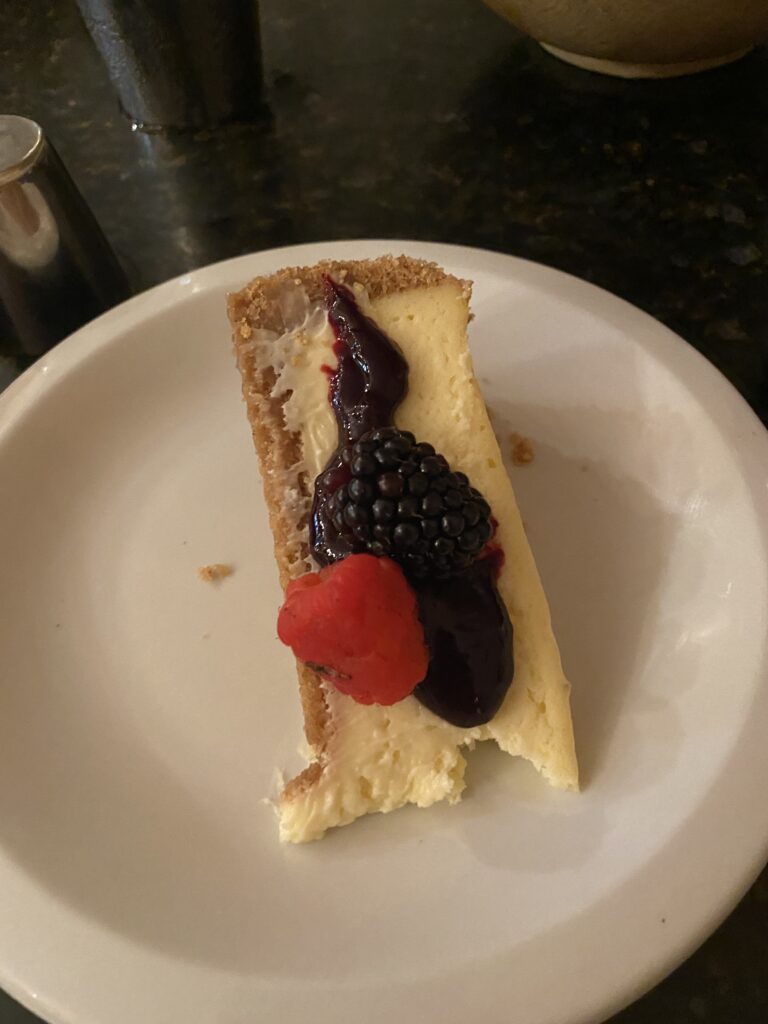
[228,255,578,843]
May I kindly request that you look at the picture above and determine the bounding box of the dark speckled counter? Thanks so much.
[0,0,766,1021]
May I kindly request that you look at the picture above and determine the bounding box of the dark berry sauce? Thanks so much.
[310,281,408,563]
[414,557,513,727]
[310,277,514,728]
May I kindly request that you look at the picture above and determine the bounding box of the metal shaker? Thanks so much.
[0,115,129,358]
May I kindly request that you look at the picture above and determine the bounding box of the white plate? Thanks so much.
[1,241,767,1024]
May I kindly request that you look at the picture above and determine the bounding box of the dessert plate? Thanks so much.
[0,241,766,1024]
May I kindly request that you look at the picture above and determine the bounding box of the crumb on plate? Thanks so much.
[198,563,234,583]
[510,432,535,466]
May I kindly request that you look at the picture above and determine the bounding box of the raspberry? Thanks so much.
[277,554,429,705]
[322,427,493,578]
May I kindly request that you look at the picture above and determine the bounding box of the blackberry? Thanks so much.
[333,427,493,578]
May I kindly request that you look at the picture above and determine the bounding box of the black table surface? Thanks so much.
[1,1,766,1021]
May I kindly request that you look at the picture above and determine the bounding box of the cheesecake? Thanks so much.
[227,255,578,843]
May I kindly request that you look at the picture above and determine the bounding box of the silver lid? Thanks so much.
[0,115,44,186]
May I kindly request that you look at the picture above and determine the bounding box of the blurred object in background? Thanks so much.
[0,114,129,358]
[483,0,768,77]
[75,0,263,130]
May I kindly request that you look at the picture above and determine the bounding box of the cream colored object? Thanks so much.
[249,275,578,842]
[483,0,768,78]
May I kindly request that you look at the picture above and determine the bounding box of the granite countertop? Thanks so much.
[0,0,766,1021]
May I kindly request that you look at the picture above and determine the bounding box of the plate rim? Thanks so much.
[1,239,767,1024]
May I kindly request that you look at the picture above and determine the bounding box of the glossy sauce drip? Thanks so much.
[310,279,408,563]
[414,557,513,727]
[310,278,514,728]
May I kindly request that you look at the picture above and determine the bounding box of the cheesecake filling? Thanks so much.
[244,275,578,841]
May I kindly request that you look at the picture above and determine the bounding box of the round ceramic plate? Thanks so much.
[0,241,767,1024]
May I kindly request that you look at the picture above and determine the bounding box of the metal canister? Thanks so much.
[0,114,129,357]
